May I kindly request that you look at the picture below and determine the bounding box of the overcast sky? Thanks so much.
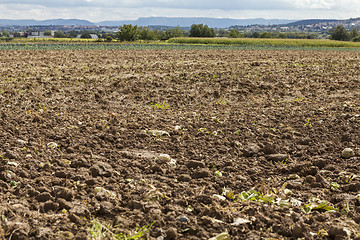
[0,0,359,22]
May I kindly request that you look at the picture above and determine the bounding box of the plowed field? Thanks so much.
[0,49,359,239]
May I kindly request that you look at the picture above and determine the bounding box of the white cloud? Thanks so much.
[0,0,359,21]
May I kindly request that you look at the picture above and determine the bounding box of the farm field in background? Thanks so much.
[168,37,360,48]
[0,49,359,239]
[2,37,360,51]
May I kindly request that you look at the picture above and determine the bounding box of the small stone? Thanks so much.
[7,162,19,167]
[212,194,226,201]
[17,139,27,145]
[186,160,205,169]
[168,158,177,166]
[146,130,170,137]
[98,201,114,215]
[341,148,354,159]
[242,143,261,157]
[266,154,288,162]
[231,217,250,226]
[156,154,172,164]
[177,215,189,223]
[70,204,91,218]
[165,227,177,240]
[288,174,301,180]
[94,187,117,199]
[47,142,58,149]
[90,162,113,177]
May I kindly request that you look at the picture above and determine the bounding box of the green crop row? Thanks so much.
[1,42,360,51]
[167,37,360,48]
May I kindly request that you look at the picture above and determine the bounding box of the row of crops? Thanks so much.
[168,37,360,48]
[0,43,303,50]
[1,42,360,51]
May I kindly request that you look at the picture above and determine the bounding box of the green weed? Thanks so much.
[149,101,170,110]
[330,182,340,191]
[88,219,154,240]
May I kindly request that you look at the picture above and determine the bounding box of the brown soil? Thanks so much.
[0,49,359,240]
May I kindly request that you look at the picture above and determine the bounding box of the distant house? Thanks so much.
[27,31,53,38]
[76,34,98,39]
[90,34,98,39]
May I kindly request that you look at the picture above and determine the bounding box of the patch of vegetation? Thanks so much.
[303,199,339,214]
[167,37,360,48]
[88,219,154,240]
[149,101,170,110]
[223,188,339,214]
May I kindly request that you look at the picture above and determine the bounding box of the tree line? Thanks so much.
[1,24,359,42]
[116,24,216,41]
[329,25,360,41]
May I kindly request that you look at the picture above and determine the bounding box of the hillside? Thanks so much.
[0,17,294,28]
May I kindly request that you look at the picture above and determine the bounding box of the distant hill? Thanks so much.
[6,17,350,28]
[0,19,94,26]
[284,19,339,26]
[96,17,295,28]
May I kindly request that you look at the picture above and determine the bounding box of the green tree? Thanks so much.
[349,28,359,39]
[139,27,157,40]
[159,27,184,40]
[329,25,350,41]
[229,29,243,38]
[68,31,78,38]
[117,24,139,41]
[80,32,92,39]
[43,30,52,36]
[1,30,10,37]
[218,29,228,37]
[278,33,287,39]
[251,32,260,38]
[54,30,66,38]
[105,36,113,42]
[260,32,272,38]
[189,24,216,37]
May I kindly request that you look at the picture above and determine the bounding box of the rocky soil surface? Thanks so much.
[0,49,359,239]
